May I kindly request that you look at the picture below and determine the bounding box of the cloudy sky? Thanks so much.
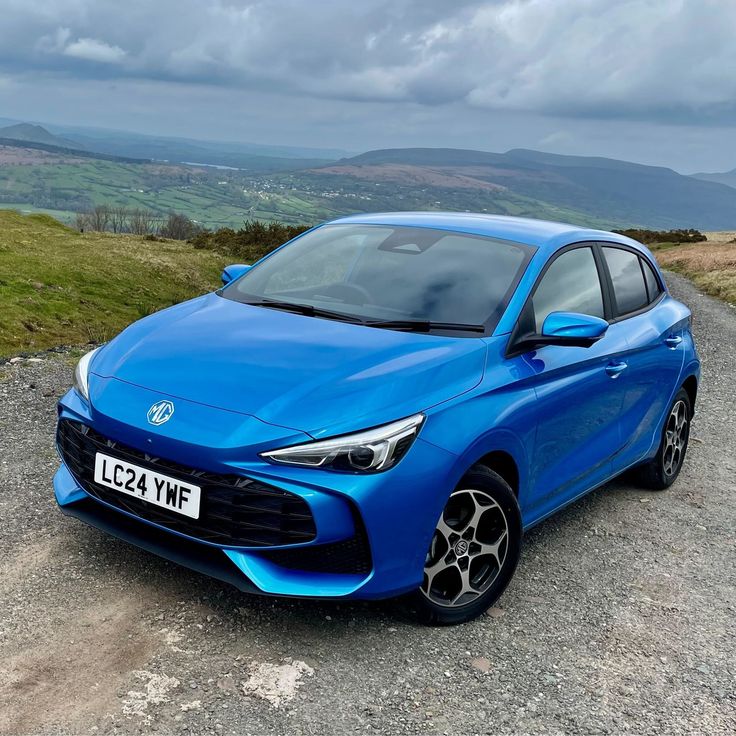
[0,0,734,172]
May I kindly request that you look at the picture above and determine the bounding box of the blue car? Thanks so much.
[54,213,700,624]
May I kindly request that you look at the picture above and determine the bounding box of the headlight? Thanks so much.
[260,414,424,473]
[73,347,102,402]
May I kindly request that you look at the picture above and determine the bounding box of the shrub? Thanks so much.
[159,212,202,240]
[190,219,311,262]
[614,228,706,245]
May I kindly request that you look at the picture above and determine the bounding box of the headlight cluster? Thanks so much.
[73,347,102,401]
[261,414,424,473]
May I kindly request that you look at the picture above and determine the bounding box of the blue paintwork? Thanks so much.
[54,213,700,600]
[221,263,251,285]
[541,311,609,340]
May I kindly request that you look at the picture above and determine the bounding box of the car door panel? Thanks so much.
[615,297,687,469]
[504,243,630,524]
[521,320,629,523]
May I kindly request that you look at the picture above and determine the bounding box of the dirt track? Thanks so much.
[0,272,734,735]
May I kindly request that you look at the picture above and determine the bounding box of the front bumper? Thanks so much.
[55,385,457,600]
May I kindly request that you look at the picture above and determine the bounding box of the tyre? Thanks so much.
[404,466,522,625]
[633,388,692,491]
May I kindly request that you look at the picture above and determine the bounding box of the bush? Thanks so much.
[614,228,706,245]
[190,219,312,262]
[159,212,202,240]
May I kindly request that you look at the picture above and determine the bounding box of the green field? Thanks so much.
[0,159,372,228]
[0,210,229,357]
[0,160,265,228]
[0,155,620,231]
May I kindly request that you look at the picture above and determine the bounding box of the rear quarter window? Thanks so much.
[641,257,663,302]
[602,247,648,316]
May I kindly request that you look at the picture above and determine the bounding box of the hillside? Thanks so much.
[305,148,736,229]
[691,168,736,190]
[63,134,337,172]
[0,123,84,151]
[0,157,318,227]
[0,210,229,357]
[2,138,736,229]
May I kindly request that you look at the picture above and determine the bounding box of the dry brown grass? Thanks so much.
[655,232,736,306]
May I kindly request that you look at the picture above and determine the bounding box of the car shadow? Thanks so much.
[64,475,645,632]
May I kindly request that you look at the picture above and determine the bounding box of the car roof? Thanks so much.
[327,211,645,256]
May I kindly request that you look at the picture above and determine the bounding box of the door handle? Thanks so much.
[665,335,683,348]
[605,361,628,378]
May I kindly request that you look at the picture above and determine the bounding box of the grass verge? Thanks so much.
[0,210,229,357]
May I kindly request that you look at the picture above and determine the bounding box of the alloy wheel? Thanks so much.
[663,399,689,477]
[420,489,509,608]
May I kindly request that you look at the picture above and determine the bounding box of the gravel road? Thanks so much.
[0,272,734,736]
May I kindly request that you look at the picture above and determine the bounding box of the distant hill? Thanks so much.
[312,147,736,229]
[54,129,343,172]
[0,123,84,151]
[0,136,147,164]
[691,168,736,190]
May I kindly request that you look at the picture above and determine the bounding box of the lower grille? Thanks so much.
[57,419,316,548]
[261,508,372,575]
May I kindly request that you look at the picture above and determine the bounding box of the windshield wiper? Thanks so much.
[365,319,486,334]
[243,298,364,324]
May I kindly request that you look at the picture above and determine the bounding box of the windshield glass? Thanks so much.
[221,224,533,333]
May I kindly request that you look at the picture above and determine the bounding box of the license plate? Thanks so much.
[93,452,201,519]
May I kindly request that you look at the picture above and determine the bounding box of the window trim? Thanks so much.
[506,241,609,357]
[597,241,665,323]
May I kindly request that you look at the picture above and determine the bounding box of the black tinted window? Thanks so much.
[603,247,648,315]
[530,247,604,332]
[641,258,662,302]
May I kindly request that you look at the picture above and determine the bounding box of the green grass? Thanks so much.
[0,210,230,357]
[0,161,269,229]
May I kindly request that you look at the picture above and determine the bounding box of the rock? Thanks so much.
[471,657,491,673]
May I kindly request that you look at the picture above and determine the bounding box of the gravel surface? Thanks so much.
[0,272,734,735]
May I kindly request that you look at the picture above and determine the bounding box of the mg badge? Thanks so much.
[147,400,175,426]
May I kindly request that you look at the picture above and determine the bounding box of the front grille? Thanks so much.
[57,419,316,548]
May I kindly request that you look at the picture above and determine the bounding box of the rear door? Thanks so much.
[510,244,629,523]
[599,244,685,469]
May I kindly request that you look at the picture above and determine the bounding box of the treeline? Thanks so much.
[614,228,706,244]
[75,205,202,239]
[190,220,311,261]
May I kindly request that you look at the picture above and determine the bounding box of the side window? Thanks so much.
[640,257,662,303]
[529,247,605,333]
[602,247,648,315]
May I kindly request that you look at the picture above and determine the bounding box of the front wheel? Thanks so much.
[404,466,522,625]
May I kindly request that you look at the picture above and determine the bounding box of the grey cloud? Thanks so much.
[0,0,734,123]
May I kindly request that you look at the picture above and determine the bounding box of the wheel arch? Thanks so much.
[472,450,520,497]
[682,374,698,413]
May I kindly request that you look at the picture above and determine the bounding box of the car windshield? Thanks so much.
[221,224,533,334]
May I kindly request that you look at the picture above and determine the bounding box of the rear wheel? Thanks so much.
[405,466,522,625]
[633,388,691,490]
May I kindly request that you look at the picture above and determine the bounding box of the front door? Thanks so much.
[508,244,629,524]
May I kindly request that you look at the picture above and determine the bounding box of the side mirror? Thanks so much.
[512,311,608,354]
[541,311,608,345]
[221,264,251,286]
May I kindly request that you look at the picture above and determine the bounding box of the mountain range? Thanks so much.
[1,119,735,229]
[691,168,736,190]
